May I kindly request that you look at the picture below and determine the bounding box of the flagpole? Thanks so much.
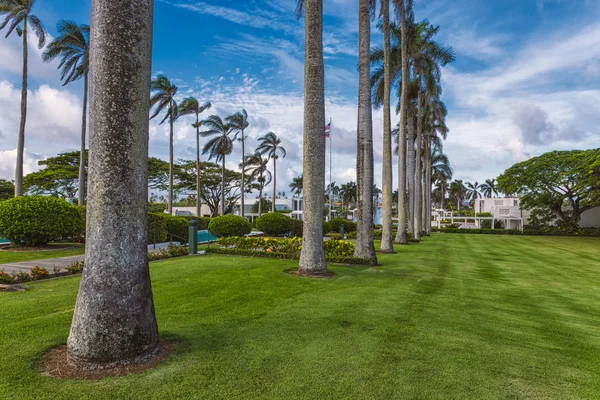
[329,117,332,222]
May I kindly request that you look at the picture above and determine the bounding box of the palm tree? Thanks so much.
[227,109,249,218]
[256,132,286,213]
[466,181,481,201]
[431,145,452,210]
[244,153,271,216]
[296,0,327,275]
[378,0,394,253]
[43,21,89,205]
[449,180,466,210]
[67,0,159,368]
[480,178,498,198]
[354,0,377,265]
[0,0,46,196]
[177,97,211,218]
[340,181,357,210]
[200,115,237,215]
[290,174,304,199]
[150,74,178,215]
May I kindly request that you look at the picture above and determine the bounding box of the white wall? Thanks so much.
[580,207,600,228]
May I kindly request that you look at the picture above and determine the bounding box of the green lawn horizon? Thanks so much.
[1,234,599,399]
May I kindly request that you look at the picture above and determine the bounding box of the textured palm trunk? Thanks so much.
[394,1,409,245]
[413,86,422,241]
[272,158,276,213]
[67,0,159,369]
[354,0,377,266]
[440,183,445,211]
[168,108,174,215]
[258,182,263,216]
[380,0,394,253]
[221,157,225,215]
[78,72,89,205]
[407,107,415,237]
[15,19,28,197]
[298,0,326,275]
[240,129,245,218]
[425,139,433,235]
[195,120,202,218]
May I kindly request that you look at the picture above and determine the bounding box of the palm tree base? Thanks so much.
[290,270,334,279]
[378,249,396,254]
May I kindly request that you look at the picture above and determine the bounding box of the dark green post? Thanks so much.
[189,220,198,254]
[339,223,345,239]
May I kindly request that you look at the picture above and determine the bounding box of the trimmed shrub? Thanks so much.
[30,266,50,281]
[148,243,189,261]
[164,214,189,243]
[0,196,84,246]
[208,215,252,238]
[322,221,332,234]
[255,213,295,236]
[148,213,168,243]
[329,218,357,234]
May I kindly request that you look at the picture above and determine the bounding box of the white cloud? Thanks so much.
[0,149,43,181]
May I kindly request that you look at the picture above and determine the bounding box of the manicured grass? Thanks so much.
[1,234,600,399]
[0,243,85,264]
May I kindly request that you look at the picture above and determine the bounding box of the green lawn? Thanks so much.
[1,234,600,399]
[0,243,85,264]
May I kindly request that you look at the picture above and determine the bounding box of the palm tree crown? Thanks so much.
[42,20,89,85]
[466,181,481,200]
[150,74,178,123]
[0,0,46,48]
[256,132,286,161]
[480,178,498,198]
[200,115,236,162]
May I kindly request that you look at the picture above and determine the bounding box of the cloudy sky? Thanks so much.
[0,0,599,196]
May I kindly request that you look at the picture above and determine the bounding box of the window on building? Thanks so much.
[513,200,518,207]
[494,200,504,206]
[499,208,509,216]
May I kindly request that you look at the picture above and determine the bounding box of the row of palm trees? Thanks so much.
[149,78,287,217]
[434,178,500,210]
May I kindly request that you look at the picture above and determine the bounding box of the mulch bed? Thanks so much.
[41,342,175,380]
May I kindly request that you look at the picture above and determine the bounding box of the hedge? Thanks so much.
[164,214,189,243]
[208,215,252,237]
[255,213,295,236]
[148,213,168,243]
[0,196,84,246]
[204,247,371,265]
[291,220,333,238]
[329,218,357,233]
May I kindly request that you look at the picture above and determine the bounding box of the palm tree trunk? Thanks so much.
[196,119,201,218]
[407,107,416,237]
[258,183,263,216]
[380,0,394,253]
[221,157,225,215]
[354,0,377,265]
[272,158,276,213]
[413,85,422,242]
[15,18,28,197]
[168,110,174,215]
[78,72,89,205]
[440,183,445,211]
[298,0,327,275]
[425,139,433,235]
[394,1,409,245]
[241,129,245,218]
[67,0,159,368]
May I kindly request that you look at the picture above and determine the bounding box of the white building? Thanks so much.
[233,196,304,222]
[474,198,530,229]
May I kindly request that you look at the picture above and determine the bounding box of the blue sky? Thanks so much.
[0,0,599,196]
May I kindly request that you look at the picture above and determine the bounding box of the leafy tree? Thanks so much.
[251,198,272,214]
[177,97,211,218]
[296,0,327,275]
[200,115,237,215]
[0,179,15,201]
[0,0,47,196]
[244,153,271,216]
[227,109,249,217]
[256,132,286,213]
[43,20,90,205]
[497,149,600,227]
[150,74,178,214]
[148,157,170,191]
[23,151,87,198]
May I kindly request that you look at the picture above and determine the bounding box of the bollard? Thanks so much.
[189,220,198,254]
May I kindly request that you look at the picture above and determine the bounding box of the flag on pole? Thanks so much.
[325,122,331,138]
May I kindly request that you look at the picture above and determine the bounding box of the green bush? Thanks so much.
[148,202,167,213]
[208,215,252,238]
[255,213,295,236]
[0,196,84,246]
[148,213,168,243]
[217,236,302,256]
[291,220,332,238]
[0,271,16,284]
[164,214,189,243]
[329,218,357,234]
[323,238,355,257]
[322,221,332,234]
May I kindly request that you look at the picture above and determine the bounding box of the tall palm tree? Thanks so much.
[200,115,237,215]
[0,0,46,196]
[177,97,211,217]
[340,181,357,210]
[466,181,481,201]
[244,153,271,216]
[449,179,466,210]
[150,74,178,215]
[296,0,327,275]
[256,132,286,213]
[431,145,452,210]
[355,0,377,265]
[227,109,249,218]
[379,0,394,253]
[67,0,158,368]
[480,178,498,198]
[290,174,303,199]
[43,20,90,205]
